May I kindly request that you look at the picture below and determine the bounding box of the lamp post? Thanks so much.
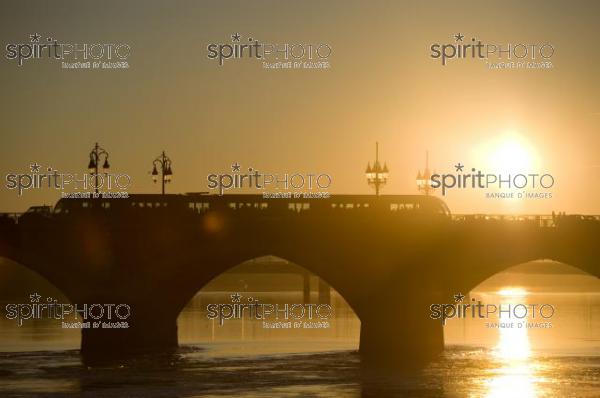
[416,150,435,195]
[151,151,173,195]
[88,142,110,194]
[365,142,389,196]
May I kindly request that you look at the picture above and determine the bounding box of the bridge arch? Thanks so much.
[174,254,361,347]
[443,259,600,349]
[0,256,73,303]
[471,259,600,292]
[0,256,80,350]
[461,253,599,295]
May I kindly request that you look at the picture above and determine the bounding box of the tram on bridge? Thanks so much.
[49,193,452,217]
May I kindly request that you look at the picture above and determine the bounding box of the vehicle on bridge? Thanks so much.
[19,205,53,223]
[50,193,452,217]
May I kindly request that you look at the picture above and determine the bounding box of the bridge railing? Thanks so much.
[451,214,600,228]
[1,210,599,228]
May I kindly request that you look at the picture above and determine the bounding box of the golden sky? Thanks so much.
[1,0,599,213]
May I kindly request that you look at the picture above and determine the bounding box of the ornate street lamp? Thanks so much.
[365,142,388,196]
[88,142,110,194]
[416,150,435,195]
[151,150,173,195]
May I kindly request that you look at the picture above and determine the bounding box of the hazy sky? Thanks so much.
[1,0,599,213]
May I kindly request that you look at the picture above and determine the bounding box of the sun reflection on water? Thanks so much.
[494,287,530,361]
[485,287,544,398]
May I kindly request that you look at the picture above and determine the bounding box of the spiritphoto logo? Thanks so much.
[206,292,332,329]
[4,33,131,69]
[431,162,554,199]
[430,292,555,329]
[4,292,131,329]
[207,162,332,198]
[4,162,131,197]
[429,33,554,70]
[206,33,332,70]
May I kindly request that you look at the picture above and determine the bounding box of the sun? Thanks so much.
[479,132,538,174]
[491,140,531,171]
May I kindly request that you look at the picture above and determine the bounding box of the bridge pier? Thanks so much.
[80,303,178,365]
[302,271,311,304]
[358,289,444,367]
[318,278,330,305]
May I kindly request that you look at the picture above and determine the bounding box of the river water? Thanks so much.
[0,291,598,397]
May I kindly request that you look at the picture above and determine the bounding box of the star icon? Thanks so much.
[230,292,242,303]
[30,163,41,173]
[454,292,465,303]
[231,162,241,172]
[454,33,465,42]
[454,163,464,172]
[231,33,241,42]
[30,293,41,303]
[30,33,41,42]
